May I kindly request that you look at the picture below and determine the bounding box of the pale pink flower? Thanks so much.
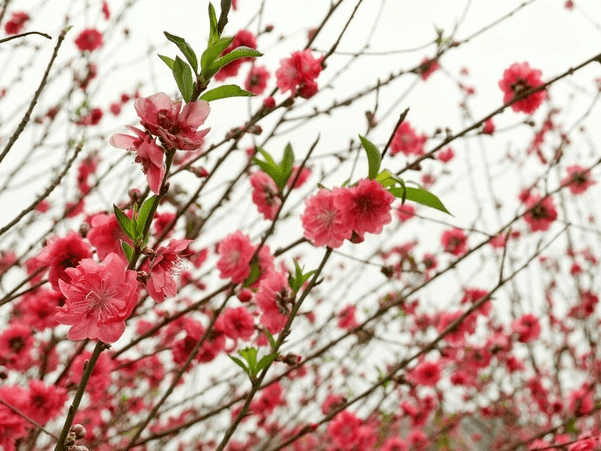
[335,179,395,241]
[146,239,191,303]
[216,231,255,284]
[134,92,210,150]
[250,171,281,220]
[55,252,139,343]
[110,126,165,193]
[301,188,352,248]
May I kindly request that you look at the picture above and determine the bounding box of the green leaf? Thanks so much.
[158,54,175,70]
[121,242,133,261]
[164,31,198,72]
[280,144,295,185]
[256,354,277,373]
[209,46,262,74]
[173,56,195,102]
[238,347,258,371]
[208,2,219,45]
[200,36,233,76]
[113,205,135,240]
[199,84,254,102]
[265,330,277,349]
[358,135,381,180]
[243,261,262,287]
[135,195,157,237]
[288,259,316,293]
[228,355,249,375]
[390,186,452,215]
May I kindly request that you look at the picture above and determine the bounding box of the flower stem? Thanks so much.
[53,340,108,451]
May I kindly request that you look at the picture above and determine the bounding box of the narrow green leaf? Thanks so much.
[113,205,135,240]
[173,56,194,102]
[265,330,277,349]
[208,2,219,45]
[209,46,262,74]
[136,195,157,237]
[358,135,382,180]
[199,84,254,102]
[228,355,250,375]
[158,54,175,70]
[200,36,233,76]
[164,31,198,72]
[280,144,295,185]
[121,242,133,261]
[390,186,452,215]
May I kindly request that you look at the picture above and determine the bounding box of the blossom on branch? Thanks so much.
[110,125,165,194]
[390,122,428,156]
[561,164,596,195]
[145,239,191,303]
[276,49,323,99]
[301,188,352,248]
[499,62,546,114]
[523,194,557,232]
[55,253,139,343]
[74,28,104,52]
[134,92,210,151]
[4,12,29,35]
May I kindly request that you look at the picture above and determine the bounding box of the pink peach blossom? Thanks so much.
[55,252,139,343]
[134,92,210,151]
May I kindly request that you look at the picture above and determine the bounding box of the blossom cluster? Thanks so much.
[301,178,395,248]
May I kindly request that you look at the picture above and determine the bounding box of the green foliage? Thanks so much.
[288,259,316,293]
[199,84,254,102]
[252,145,295,191]
[164,31,198,72]
[358,135,381,180]
[173,57,194,102]
[228,346,278,379]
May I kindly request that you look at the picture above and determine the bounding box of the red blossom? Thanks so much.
[441,228,468,256]
[74,28,104,52]
[4,12,29,35]
[561,164,596,195]
[390,121,428,156]
[276,49,323,99]
[499,62,546,114]
[335,178,395,241]
[244,65,270,95]
[418,57,440,81]
[523,194,557,232]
